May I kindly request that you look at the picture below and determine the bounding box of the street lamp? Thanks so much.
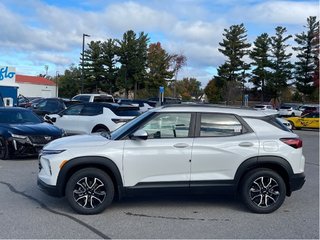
[81,33,90,93]
[55,71,59,97]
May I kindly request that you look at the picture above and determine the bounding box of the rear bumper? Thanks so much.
[289,173,306,192]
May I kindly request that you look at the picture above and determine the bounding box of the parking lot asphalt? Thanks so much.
[0,130,319,239]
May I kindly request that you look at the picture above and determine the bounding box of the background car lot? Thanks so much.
[0,130,318,239]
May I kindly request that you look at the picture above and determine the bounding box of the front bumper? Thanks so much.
[37,177,63,197]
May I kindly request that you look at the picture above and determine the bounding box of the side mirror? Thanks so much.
[130,129,148,140]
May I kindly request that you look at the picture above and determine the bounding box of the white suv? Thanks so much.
[44,102,140,135]
[38,105,305,214]
[72,94,114,103]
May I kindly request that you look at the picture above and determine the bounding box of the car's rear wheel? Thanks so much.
[66,168,114,214]
[0,137,9,160]
[241,168,286,214]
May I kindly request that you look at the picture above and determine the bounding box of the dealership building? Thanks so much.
[16,74,57,98]
[1,66,57,106]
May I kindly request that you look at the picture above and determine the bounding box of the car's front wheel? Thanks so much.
[0,137,9,160]
[241,168,286,213]
[66,168,114,214]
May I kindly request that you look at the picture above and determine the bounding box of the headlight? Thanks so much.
[11,134,31,144]
[11,134,28,140]
[40,149,66,156]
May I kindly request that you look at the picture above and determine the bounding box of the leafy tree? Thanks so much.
[171,54,187,97]
[250,33,271,102]
[217,23,251,104]
[101,39,119,94]
[293,16,319,101]
[146,42,174,97]
[175,77,202,101]
[268,26,293,102]
[117,30,149,98]
[58,64,81,98]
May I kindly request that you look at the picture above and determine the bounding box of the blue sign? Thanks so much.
[0,67,16,81]
[159,86,164,93]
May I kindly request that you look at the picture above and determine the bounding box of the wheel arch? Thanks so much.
[92,124,109,133]
[56,156,123,199]
[234,156,294,196]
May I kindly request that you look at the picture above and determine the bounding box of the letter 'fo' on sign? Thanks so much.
[0,66,16,85]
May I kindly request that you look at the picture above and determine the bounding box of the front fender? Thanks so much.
[56,156,123,198]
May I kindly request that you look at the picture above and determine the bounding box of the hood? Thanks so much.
[1,122,62,137]
[44,133,110,150]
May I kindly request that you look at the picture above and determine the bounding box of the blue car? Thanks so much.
[0,107,65,159]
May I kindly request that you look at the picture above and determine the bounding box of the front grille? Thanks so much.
[29,136,57,145]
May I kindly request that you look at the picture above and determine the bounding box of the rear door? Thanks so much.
[190,113,259,183]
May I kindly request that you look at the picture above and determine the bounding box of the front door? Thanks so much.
[122,112,193,187]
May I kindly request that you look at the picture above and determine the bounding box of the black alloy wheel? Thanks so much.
[0,137,9,160]
[66,168,114,214]
[241,168,286,214]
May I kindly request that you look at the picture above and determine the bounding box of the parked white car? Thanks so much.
[44,102,140,135]
[253,104,274,111]
[118,99,154,113]
[278,104,302,117]
[38,104,305,215]
[72,94,114,103]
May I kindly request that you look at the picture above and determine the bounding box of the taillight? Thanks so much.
[280,138,303,149]
[112,118,129,124]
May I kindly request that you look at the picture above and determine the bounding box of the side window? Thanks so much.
[63,104,84,115]
[140,113,191,139]
[81,105,102,116]
[80,96,90,102]
[200,113,243,137]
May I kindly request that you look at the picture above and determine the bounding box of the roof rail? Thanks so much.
[161,103,248,109]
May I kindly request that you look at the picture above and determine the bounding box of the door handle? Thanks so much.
[173,143,189,148]
[239,142,254,147]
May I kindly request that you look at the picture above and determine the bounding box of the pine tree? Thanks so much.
[268,27,293,103]
[83,41,105,93]
[250,33,271,103]
[293,16,319,101]
[101,39,119,94]
[217,23,251,105]
[117,30,149,98]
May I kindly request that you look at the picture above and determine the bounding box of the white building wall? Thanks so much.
[18,83,57,97]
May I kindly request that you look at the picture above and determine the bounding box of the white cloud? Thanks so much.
[232,1,319,24]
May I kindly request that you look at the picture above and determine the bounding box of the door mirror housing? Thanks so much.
[130,129,148,140]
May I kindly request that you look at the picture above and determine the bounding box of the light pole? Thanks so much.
[55,71,59,97]
[81,33,90,93]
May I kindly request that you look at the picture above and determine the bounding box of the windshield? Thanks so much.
[110,110,154,140]
[0,109,42,124]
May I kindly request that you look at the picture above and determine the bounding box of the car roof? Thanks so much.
[77,102,139,110]
[0,107,31,112]
[74,94,113,97]
[156,104,270,117]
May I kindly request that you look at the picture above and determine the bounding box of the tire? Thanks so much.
[240,168,286,214]
[65,168,114,214]
[0,137,9,160]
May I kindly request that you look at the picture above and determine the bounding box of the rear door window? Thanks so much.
[199,113,243,137]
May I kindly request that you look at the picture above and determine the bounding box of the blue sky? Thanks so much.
[0,0,318,87]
